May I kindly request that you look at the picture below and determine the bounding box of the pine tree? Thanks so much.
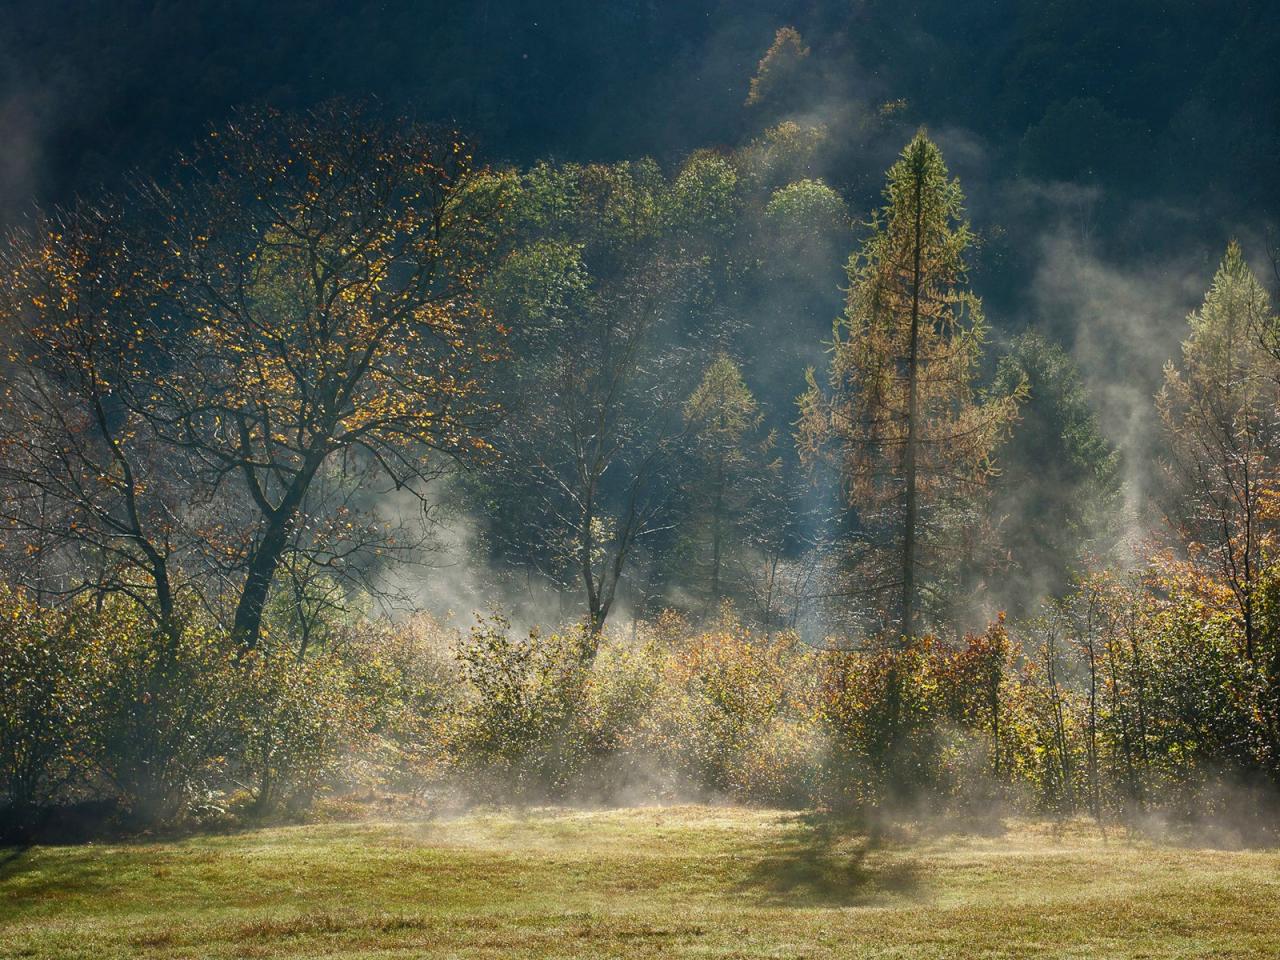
[798,131,1024,639]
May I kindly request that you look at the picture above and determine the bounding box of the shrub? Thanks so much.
[0,587,102,818]
[817,639,947,815]
[655,617,820,803]
[934,619,1027,813]
[339,614,459,794]
[1142,602,1260,818]
[87,609,240,825]
[572,637,668,800]
[7,567,1280,835]
[235,651,365,817]
[448,617,593,802]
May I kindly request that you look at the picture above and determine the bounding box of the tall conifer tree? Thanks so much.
[799,131,1024,638]
[1158,242,1280,661]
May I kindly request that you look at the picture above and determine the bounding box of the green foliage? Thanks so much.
[483,238,591,352]
[760,179,851,289]
[990,332,1122,613]
[87,610,240,824]
[654,614,821,805]
[799,131,1026,635]
[1142,603,1260,812]
[6,578,1280,833]
[0,593,387,829]
[464,154,716,632]
[0,587,103,815]
[0,18,1277,854]
[235,651,365,817]
[339,615,459,792]
[818,641,947,813]
[745,26,812,112]
[764,179,849,235]
[573,638,666,775]
[738,121,831,192]
[678,357,781,614]
[448,618,594,801]
[666,151,742,237]
[1158,244,1280,662]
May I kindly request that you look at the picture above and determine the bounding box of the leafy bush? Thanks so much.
[936,620,1011,750]
[0,589,381,828]
[572,637,668,800]
[87,610,240,825]
[339,614,459,794]
[818,640,947,814]
[448,617,593,802]
[235,651,365,817]
[655,617,819,803]
[6,571,1280,835]
[0,587,103,817]
[1142,602,1260,816]
[764,179,848,235]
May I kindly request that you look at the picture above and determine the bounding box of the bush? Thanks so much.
[0,593,248,828]
[1142,602,1260,817]
[934,619,1026,814]
[572,637,668,800]
[448,617,593,802]
[653,615,820,804]
[6,571,1280,835]
[818,640,947,815]
[0,587,103,819]
[87,610,240,825]
[339,614,459,794]
[235,651,366,817]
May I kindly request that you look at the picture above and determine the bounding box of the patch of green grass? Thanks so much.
[2,805,1279,958]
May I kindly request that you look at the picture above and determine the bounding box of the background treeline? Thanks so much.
[1,35,1279,836]
[8,2,1278,220]
[5,1,1279,331]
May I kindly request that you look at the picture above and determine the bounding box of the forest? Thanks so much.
[2,6,1280,958]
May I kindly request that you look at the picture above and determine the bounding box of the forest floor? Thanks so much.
[1,804,1278,959]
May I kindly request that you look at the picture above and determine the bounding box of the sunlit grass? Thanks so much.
[2,805,1278,958]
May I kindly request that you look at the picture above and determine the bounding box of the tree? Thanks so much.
[469,159,706,638]
[680,355,779,616]
[988,331,1121,615]
[1157,242,1280,661]
[798,131,1025,639]
[0,205,193,641]
[745,26,813,113]
[147,104,503,651]
[1,104,503,653]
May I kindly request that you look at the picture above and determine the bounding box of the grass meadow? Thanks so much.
[3,805,1279,959]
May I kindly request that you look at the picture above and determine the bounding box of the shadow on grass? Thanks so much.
[737,812,922,907]
[0,844,30,874]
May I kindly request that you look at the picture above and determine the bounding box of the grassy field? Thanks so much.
[2,805,1279,959]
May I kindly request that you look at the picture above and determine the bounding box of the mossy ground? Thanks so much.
[2,805,1278,958]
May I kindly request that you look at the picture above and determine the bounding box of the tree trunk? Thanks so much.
[901,161,924,641]
[709,456,724,615]
[232,456,324,651]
